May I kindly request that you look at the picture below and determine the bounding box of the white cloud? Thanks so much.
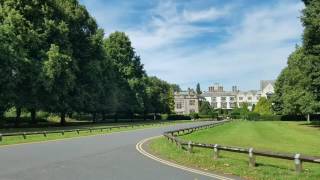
[81,0,304,90]
[183,7,230,22]
[139,1,304,90]
[127,0,225,51]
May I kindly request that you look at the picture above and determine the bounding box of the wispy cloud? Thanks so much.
[127,0,228,50]
[183,6,230,22]
[80,0,303,91]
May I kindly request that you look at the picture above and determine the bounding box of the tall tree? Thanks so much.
[254,97,272,115]
[196,83,202,95]
[273,0,320,122]
[104,32,146,118]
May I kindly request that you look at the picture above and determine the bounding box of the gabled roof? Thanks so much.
[260,80,275,90]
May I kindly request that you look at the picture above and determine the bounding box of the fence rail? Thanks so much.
[0,122,167,141]
[163,120,320,173]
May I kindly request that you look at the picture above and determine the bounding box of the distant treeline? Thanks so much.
[0,0,179,125]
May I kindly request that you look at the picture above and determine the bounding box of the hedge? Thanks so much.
[167,114,192,120]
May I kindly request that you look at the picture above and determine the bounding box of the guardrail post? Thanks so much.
[213,144,219,160]
[23,133,27,139]
[187,141,193,153]
[249,148,256,167]
[294,154,302,173]
[0,134,2,142]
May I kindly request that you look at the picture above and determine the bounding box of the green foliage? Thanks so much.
[0,0,176,126]
[190,113,200,119]
[196,83,202,94]
[167,114,191,120]
[199,101,213,115]
[273,0,320,118]
[254,97,272,115]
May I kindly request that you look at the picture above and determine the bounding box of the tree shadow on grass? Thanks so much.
[300,121,320,129]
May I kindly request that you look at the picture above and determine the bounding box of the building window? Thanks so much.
[221,97,226,101]
[230,97,235,101]
[256,96,260,100]
[230,103,236,108]
[212,97,216,101]
[222,102,227,108]
[189,100,195,106]
[190,109,195,113]
[212,102,218,108]
[239,97,243,101]
[248,97,252,101]
[176,102,182,109]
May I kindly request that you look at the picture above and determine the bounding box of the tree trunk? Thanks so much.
[30,109,37,124]
[92,112,97,123]
[102,112,106,121]
[15,107,21,127]
[153,113,156,121]
[143,111,147,121]
[307,114,310,123]
[60,112,66,126]
[131,113,134,122]
[114,113,118,123]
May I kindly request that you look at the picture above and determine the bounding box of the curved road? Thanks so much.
[0,122,231,180]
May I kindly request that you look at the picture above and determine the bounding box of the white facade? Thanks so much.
[202,80,274,110]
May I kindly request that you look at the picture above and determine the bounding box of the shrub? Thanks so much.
[230,112,241,119]
[190,113,200,119]
[259,115,281,121]
[247,112,260,121]
[167,114,191,120]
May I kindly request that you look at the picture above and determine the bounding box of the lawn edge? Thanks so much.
[136,135,242,180]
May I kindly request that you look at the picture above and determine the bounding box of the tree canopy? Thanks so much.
[0,0,176,125]
[272,0,320,121]
[254,97,272,115]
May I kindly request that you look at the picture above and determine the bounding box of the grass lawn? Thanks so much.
[149,120,320,180]
[0,120,192,146]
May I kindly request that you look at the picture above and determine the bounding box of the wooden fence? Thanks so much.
[163,120,320,173]
[0,122,167,142]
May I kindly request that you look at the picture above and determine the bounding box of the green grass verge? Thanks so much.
[149,121,320,180]
[0,120,193,146]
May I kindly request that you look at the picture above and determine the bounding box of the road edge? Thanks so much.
[136,136,235,180]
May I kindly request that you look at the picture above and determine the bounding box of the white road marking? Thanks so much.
[136,136,235,180]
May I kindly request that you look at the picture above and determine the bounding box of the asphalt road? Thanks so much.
[0,121,229,180]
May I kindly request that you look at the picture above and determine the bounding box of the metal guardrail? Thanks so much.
[0,122,167,142]
[163,120,320,173]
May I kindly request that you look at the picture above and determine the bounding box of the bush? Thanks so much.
[230,112,241,119]
[259,115,281,121]
[190,113,200,119]
[167,114,191,120]
[247,112,260,121]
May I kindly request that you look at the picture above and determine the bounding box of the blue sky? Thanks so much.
[80,0,304,91]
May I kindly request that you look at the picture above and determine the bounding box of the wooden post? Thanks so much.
[187,141,193,153]
[294,154,302,173]
[23,133,27,139]
[61,130,65,135]
[43,131,47,137]
[249,148,256,167]
[0,134,2,142]
[213,144,219,160]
